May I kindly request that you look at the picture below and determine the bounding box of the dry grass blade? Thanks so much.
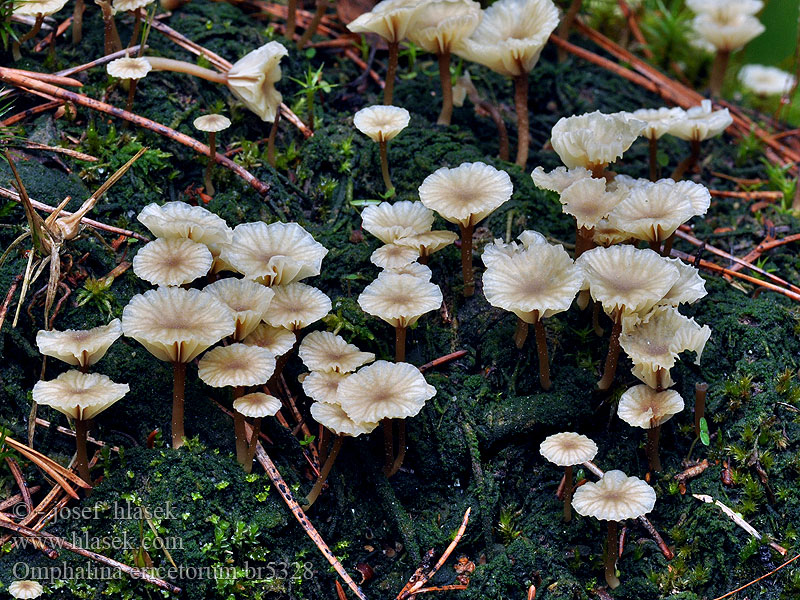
[5,435,91,492]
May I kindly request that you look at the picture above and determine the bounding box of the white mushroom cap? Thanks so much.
[539,432,598,467]
[263,283,331,331]
[571,470,656,522]
[346,0,423,43]
[394,230,458,257]
[531,166,593,194]
[233,392,282,418]
[33,371,129,421]
[353,105,410,143]
[243,323,297,356]
[133,237,213,286]
[618,385,684,429]
[551,111,646,169]
[386,261,433,281]
[358,271,443,328]
[193,114,232,133]
[106,56,152,80]
[112,0,153,12]
[198,343,276,388]
[418,162,513,228]
[559,177,627,230]
[122,287,235,363]
[227,41,288,123]
[137,202,232,249]
[13,0,67,15]
[481,230,548,268]
[302,370,350,404]
[362,201,435,244]
[407,0,482,54]
[220,222,328,286]
[692,12,764,52]
[631,107,688,140]
[36,319,122,368]
[592,219,630,247]
[454,0,559,77]
[310,401,378,437]
[370,244,419,269]
[667,100,732,142]
[738,64,797,96]
[298,331,375,373]
[8,580,44,599]
[631,362,674,390]
[337,361,436,422]
[203,278,274,340]
[657,258,707,307]
[687,0,763,18]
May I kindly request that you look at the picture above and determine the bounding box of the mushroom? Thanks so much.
[32,371,129,483]
[298,331,375,373]
[112,0,154,51]
[394,231,458,263]
[388,261,434,281]
[556,176,627,258]
[337,360,436,476]
[539,432,597,521]
[531,165,593,194]
[630,107,687,180]
[203,278,275,341]
[95,0,124,54]
[357,271,443,362]
[36,319,122,371]
[370,244,419,270]
[302,370,350,405]
[571,470,656,589]
[12,0,68,60]
[106,55,152,112]
[137,201,232,247]
[618,384,684,472]
[418,162,513,296]
[193,114,231,197]
[263,283,332,332]
[738,64,797,97]
[455,0,559,166]
[361,201,435,245]
[406,0,482,125]
[8,580,44,599]
[132,237,213,287]
[232,392,281,473]
[243,323,297,357]
[667,100,732,179]
[353,105,410,195]
[121,287,235,448]
[658,258,708,307]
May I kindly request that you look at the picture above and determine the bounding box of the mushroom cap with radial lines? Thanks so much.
[571,470,656,522]
[106,56,152,80]
[370,244,419,270]
[739,64,796,96]
[122,287,235,363]
[658,258,707,307]
[558,177,627,230]
[337,361,436,423]
[233,392,282,418]
[243,323,297,356]
[133,237,213,286]
[407,0,482,54]
[539,432,598,467]
[667,100,732,142]
[203,278,274,341]
[263,283,331,331]
[112,0,153,12]
[692,13,764,51]
[33,371,129,421]
[36,319,122,368]
[311,401,379,437]
[227,41,288,122]
[194,114,232,133]
[8,580,44,599]
[358,271,443,328]
[387,261,433,281]
[137,202,232,248]
[298,331,375,373]
[592,219,630,247]
[346,0,423,43]
[302,370,350,404]
[353,105,410,143]
[550,111,646,169]
[482,230,548,269]
[13,0,68,15]
[631,107,687,140]
[418,162,513,228]
[531,166,593,194]
[618,385,684,429]
[394,231,458,257]
[362,201,435,244]
[198,343,276,388]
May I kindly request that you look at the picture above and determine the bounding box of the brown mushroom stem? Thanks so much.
[648,240,661,253]
[287,0,297,39]
[514,317,529,349]
[458,223,475,297]
[694,382,708,438]
[646,423,662,473]
[304,434,343,509]
[709,49,730,97]
[381,418,394,474]
[97,0,123,55]
[74,418,92,485]
[233,411,250,468]
[297,0,328,49]
[533,315,551,391]
[124,79,138,114]
[605,521,621,589]
[648,137,659,182]
[590,164,607,180]
[436,51,454,126]
[384,41,400,105]
[318,426,332,465]
[145,57,228,84]
[563,465,573,522]
[379,140,394,195]
[73,0,85,44]
[597,310,622,391]
[128,8,142,50]
[171,362,187,449]
[513,72,530,167]
[204,131,217,196]
[395,325,407,363]
[574,226,595,259]
[577,289,590,310]
[671,138,701,180]
[244,418,262,473]
[267,111,281,168]
[592,301,605,337]
[13,15,44,61]
[661,232,675,258]
[387,420,406,478]
[557,0,583,62]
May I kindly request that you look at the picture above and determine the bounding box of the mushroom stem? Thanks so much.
[384,41,400,105]
[436,51,453,126]
[533,315,551,391]
[671,138,701,180]
[513,72,530,167]
[244,418,262,473]
[204,131,217,196]
[97,0,123,55]
[563,465,573,522]
[145,57,228,84]
[267,111,281,168]
[127,8,142,50]
[386,420,406,478]
[395,325,407,363]
[661,232,675,258]
[574,226,594,259]
[648,240,661,253]
[557,0,583,62]
[124,79,138,114]
[694,382,708,438]
[592,301,605,337]
[72,0,85,44]
[74,418,92,485]
[646,424,662,473]
[605,521,621,589]
[287,0,297,39]
[304,434,343,509]
[297,0,328,49]
[458,223,475,297]
[709,49,730,97]
[233,411,251,468]
[379,140,394,195]
[513,317,529,349]
[13,15,44,61]
[597,310,622,391]
[381,418,394,474]
[648,137,659,182]
[171,361,187,449]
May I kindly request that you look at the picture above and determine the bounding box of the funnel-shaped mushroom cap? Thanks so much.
[33,371,129,421]
[559,177,627,230]
[408,0,482,54]
[13,0,67,15]
[299,331,375,373]
[137,202,232,248]
[539,432,598,467]
[362,201,435,244]
[693,13,764,52]
[388,261,433,281]
[658,259,707,307]
[203,278,274,340]
[221,222,328,286]
[667,100,732,141]
[631,107,688,140]
[133,237,213,286]
[113,0,153,11]
[36,319,122,368]
[572,470,656,521]
[687,0,763,18]
[482,231,548,268]
[194,114,231,133]
[107,56,152,80]
[531,166,593,194]
[483,241,583,323]
[227,41,288,122]
[551,111,645,169]
[454,0,559,77]
[302,370,350,404]
[576,246,680,316]
[395,231,458,257]
[122,287,235,363]
[346,0,422,43]
[354,105,410,143]
[337,361,436,422]
[8,581,44,599]
[198,343,276,388]
[311,401,379,437]
[371,244,419,270]
[618,385,684,428]
[358,272,443,328]
[233,392,282,418]
[631,362,674,390]
[592,219,630,247]
[243,323,297,356]
[738,64,796,96]
[263,283,331,331]
[419,162,513,228]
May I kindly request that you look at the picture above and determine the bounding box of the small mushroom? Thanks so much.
[370,244,419,270]
[667,100,732,179]
[539,432,597,521]
[353,105,410,195]
[630,107,687,180]
[302,370,350,405]
[394,231,458,263]
[225,41,288,123]
[8,580,44,599]
[738,64,797,97]
[137,201,232,247]
[132,237,213,287]
[388,262,433,281]
[298,331,375,373]
[657,258,708,307]
[36,319,122,371]
[243,323,297,357]
[556,176,627,258]
[531,165,593,194]
[106,55,152,112]
[11,0,68,60]
[203,278,275,341]
[112,0,154,51]
[362,201,435,245]
[618,384,684,472]
[232,392,281,473]
[263,283,332,333]
[193,114,231,197]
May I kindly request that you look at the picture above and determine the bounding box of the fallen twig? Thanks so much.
[712,552,800,600]
[0,487,42,511]
[709,189,785,201]
[5,457,33,514]
[35,418,120,452]
[4,436,91,499]
[693,494,787,555]
[419,350,468,373]
[19,140,98,162]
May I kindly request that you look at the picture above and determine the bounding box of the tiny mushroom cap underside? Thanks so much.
[336,360,436,423]
[346,0,423,43]
[531,166,593,194]
[133,237,213,287]
[418,162,513,227]
[311,401,379,437]
[33,371,129,421]
[558,177,627,230]
[107,56,152,80]
[243,323,297,356]
[193,114,232,133]
[618,385,684,429]
[539,432,598,467]
[36,319,122,368]
[572,470,656,522]
[263,283,332,331]
[13,0,68,15]
[203,278,275,340]
[358,271,443,328]
[8,580,45,600]
[362,201,435,244]
[631,107,688,140]
[353,105,411,143]
[233,392,282,418]
[198,344,277,388]
[298,331,375,373]
[302,370,350,405]
[370,244,419,270]
[592,219,631,247]
[408,0,482,55]
[550,111,646,169]
[739,65,797,96]
[394,231,459,257]
[667,100,733,142]
[388,261,433,281]
[122,287,235,363]
[226,41,289,123]
[137,202,232,249]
